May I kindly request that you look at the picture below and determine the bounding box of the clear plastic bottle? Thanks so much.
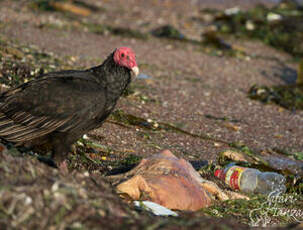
[214,165,286,195]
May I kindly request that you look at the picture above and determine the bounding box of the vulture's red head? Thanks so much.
[114,47,139,77]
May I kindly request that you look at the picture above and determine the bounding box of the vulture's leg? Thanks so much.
[50,132,80,173]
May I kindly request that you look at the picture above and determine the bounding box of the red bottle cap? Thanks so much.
[214,169,222,178]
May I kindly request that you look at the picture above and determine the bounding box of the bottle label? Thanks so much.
[225,166,246,190]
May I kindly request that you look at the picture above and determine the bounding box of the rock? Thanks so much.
[137,73,152,80]
[117,150,212,211]
[224,7,240,16]
[134,201,178,216]
[261,151,303,177]
[267,12,282,22]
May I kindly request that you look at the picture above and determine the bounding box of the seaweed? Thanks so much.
[201,2,303,57]
[110,109,230,145]
[248,84,303,110]
[152,25,186,40]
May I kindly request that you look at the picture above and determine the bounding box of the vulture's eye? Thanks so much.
[121,53,125,58]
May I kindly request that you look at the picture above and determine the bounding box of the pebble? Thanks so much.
[134,201,178,216]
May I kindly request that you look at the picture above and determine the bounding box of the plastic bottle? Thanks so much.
[214,165,286,195]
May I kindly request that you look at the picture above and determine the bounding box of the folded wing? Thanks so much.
[0,71,106,142]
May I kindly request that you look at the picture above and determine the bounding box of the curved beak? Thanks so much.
[131,66,139,77]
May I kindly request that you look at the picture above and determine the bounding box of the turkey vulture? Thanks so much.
[0,47,139,166]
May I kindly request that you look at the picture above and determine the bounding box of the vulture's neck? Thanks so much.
[89,53,131,103]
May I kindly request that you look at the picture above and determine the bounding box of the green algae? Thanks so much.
[298,59,303,84]
[0,36,70,87]
[203,192,303,227]
[110,109,229,145]
[202,2,303,58]
[152,25,186,40]
[248,84,303,110]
